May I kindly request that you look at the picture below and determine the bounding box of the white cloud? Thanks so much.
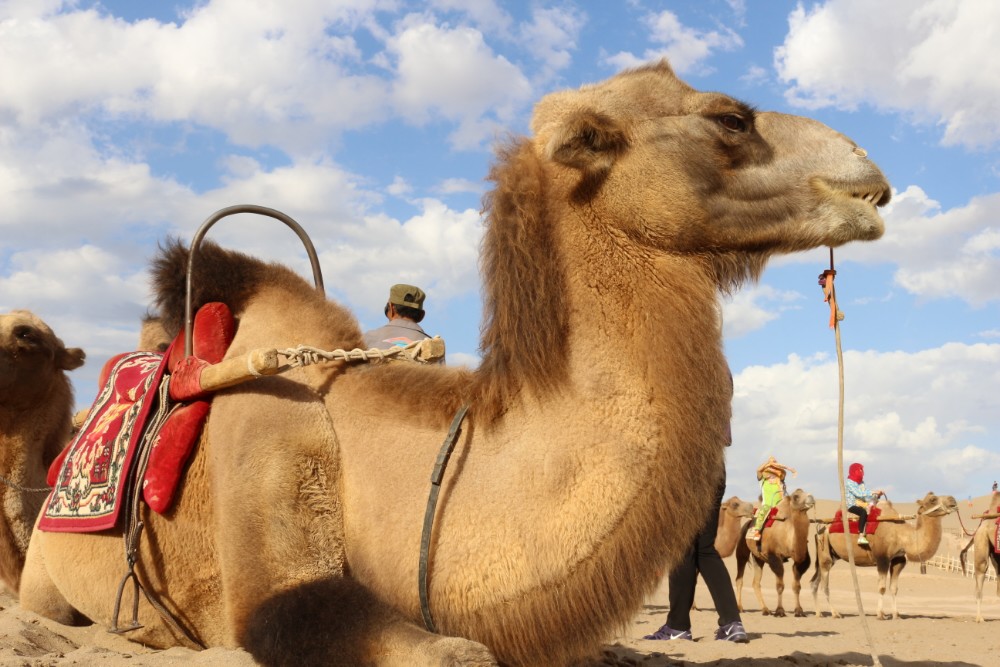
[722,284,804,338]
[518,7,585,78]
[729,343,1000,501]
[850,187,1000,306]
[776,0,1000,149]
[604,9,743,74]
[388,20,532,148]
[319,197,483,317]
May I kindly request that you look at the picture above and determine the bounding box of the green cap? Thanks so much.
[388,284,426,310]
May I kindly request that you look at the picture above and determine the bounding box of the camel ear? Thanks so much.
[546,109,628,176]
[58,347,86,371]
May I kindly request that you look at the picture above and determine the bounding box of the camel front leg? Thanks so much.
[792,555,810,617]
[888,558,906,620]
[751,556,771,616]
[19,530,86,626]
[243,578,497,667]
[810,534,839,618]
[734,541,750,612]
[768,558,786,617]
[875,559,890,620]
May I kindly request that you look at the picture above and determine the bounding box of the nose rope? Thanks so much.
[824,247,883,667]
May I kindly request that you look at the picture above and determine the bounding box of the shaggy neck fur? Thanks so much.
[0,378,72,591]
[448,138,731,665]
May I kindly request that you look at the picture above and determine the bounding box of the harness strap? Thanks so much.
[418,404,470,633]
[110,378,205,648]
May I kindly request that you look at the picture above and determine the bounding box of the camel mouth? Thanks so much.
[849,186,890,209]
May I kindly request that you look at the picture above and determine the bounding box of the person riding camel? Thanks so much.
[845,462,883,546]
[748,456,796,542]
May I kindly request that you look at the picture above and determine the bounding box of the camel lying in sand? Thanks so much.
[735,489,815,617]
[0,311,84,592]
[959,490,1000,622]
[20,61,890,667]
[812,492,958,620]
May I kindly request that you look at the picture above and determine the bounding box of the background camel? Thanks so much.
[716,496,754,558]
[734,488,815,617]
[0,311,84,592]
[959,490,1000,622]
[811,492,958,620]
[21,61,891,667]
[137,313,172,353]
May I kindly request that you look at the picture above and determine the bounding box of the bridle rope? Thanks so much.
[825,247,883,667]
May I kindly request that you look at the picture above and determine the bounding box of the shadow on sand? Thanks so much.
[585,646,983,667]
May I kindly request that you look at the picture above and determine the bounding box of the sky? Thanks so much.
[1,0,998,503]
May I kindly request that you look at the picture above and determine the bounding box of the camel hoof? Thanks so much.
[794,609,805,618]
[761,609,771,617]
[831,612,842,619]
[774,609,786,618]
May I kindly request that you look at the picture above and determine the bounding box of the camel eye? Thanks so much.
[14,326,37,344]
[718,114,749,133]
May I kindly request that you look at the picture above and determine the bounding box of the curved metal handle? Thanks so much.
[184,204,325,358]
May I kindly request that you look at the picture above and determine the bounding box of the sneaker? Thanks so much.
[747,528,761,541]
[715,620,749,643]
[857,535,870,545]
[643,624,693,641]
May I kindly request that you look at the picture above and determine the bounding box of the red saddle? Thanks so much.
[829,506,882,535]
[45,302,235,520]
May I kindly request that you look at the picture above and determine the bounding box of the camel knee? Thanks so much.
[241,577,498,667]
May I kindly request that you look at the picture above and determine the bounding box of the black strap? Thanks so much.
[418,404,470,633]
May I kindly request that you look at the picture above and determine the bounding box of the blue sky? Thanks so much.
[1,0,997,502]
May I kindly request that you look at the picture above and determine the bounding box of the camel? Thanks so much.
[137,313,172,353]
[959,490,1000,622]
[0,311,85,592]
[734,488,815,617]
[716,496,754,558]
[811,492,958,620]
[20,61,890,667]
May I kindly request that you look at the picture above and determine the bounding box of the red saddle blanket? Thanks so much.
[829,506,883,535]
[39,351,168,532]
[762,505,779,528]
[994,514,1000,554]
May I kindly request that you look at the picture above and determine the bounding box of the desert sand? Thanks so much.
[0,496,996,666]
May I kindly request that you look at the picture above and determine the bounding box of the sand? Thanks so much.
[0,496,995,666]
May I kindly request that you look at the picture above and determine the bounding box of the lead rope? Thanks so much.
[824,248,882,667]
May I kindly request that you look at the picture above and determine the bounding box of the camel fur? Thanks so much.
[715,495,754,558]
[959,490,1000,622]
[811,492,958,620]
[20,61,890,666]
[0,311,84,592]
[735,488,815,617]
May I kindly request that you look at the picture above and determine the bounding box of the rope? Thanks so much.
[826,248,883,667]
[955,510,979,538]
[0,474,52,494]
[276,337,443,369]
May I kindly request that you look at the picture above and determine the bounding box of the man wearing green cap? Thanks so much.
[362,284,440,358]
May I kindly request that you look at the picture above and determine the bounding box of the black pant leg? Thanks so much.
[847,505,867,533]
[694,473,742,626]
[666,544,697,631]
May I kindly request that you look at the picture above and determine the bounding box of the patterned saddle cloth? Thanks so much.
[39,351,169,532]
[39,302,235,533]
[994,515,1000,554]
[829,506,883,535]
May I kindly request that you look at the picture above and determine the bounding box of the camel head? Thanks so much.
[916,492,958,518]
[721,495,754,518]
[137,313,171,353]
[529,59,890,291]
[0,310,85,411]
[788,488,816,512]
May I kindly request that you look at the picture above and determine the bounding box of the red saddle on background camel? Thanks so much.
[829,506,883,535]
[42,302,235,530]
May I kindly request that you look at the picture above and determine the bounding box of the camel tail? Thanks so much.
[959,537,975,576]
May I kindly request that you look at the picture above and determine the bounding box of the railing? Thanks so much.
[920,554,997,581]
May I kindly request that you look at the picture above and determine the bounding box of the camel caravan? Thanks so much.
[1,59,984,665]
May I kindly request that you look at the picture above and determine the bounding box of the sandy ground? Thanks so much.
[0,497,996,666]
